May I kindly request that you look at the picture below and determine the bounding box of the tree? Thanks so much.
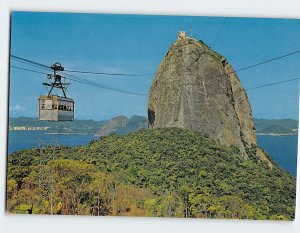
[87,172,110,216]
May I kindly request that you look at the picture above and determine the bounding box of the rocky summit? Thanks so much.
[148,35,269,162]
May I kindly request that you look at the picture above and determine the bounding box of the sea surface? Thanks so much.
[7,131,298,176]
[8,130,98,154]
[257,135,298,176]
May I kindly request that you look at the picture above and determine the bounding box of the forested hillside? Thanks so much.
[7,128,296,219]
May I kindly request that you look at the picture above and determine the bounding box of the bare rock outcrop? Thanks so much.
[148,36,269,162]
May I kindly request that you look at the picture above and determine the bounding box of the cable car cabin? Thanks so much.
[38,95,74,121]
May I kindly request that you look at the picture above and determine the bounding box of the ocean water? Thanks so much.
[257,135,298,176]
[7,131,98,154]
[7,131,298,176]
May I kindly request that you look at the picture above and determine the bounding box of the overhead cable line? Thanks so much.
[11,64,300,92]
[9,50,300,92]
[10,66,50,75]
[235,50,300,73]
[63,76,146,96]
[11,54,154,77]
[10,50,300,78]
[60,72,147,96]
[246,77,300,91]
[61,68,300,92]
[10,55,147,95]
[210,50,300,80]
[10,64,147,97]
[63,69,153,77]
[61,50,300,78]
[11,55,51,70]
[212,17,227,47]
[11,57,53,72]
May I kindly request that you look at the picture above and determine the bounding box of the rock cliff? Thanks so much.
[148,36,269,161]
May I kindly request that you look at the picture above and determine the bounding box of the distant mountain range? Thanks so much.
[8,116,298,136]
[254,119,298,135]
[95,115,147,136]
[97,117,298,137]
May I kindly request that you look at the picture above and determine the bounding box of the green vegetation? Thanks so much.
[7,128,296,219]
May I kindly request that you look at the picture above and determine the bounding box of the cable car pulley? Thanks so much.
[38,62,74,121]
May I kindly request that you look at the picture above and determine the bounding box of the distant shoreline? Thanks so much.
[9,128,48,131]
[45,132,94,135]
[8,129,95,135]
[8,129,298,137]
[256,133,298,136]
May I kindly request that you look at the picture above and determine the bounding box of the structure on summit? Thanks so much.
[177,31,186,41]
[148,32,270,162]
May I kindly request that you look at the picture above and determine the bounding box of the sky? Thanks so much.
[9,12,300,120]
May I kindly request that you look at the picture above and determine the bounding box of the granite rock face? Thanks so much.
[148,37,265,160]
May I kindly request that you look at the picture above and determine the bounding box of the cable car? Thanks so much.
[38,62,74,121]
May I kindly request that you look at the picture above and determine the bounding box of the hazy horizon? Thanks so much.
[8,115,300,122]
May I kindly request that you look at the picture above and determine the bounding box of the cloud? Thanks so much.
[10,104,25,112]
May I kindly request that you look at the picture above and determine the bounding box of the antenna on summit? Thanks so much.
[189,26,193,37]
[178,31,186,41]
